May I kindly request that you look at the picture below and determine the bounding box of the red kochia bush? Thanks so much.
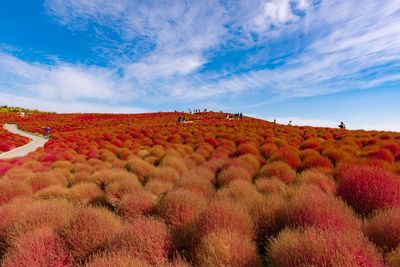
[176,175,215,199]
[259,161,296,184]
[297,169,336,194]
[386,246,400,267]
[217,166,252,187]
[194,230,260,267]
[125,158,155,183]
[2,227,71,267]
[111,217,173,265]
[269,146,301,169]
[267,227,384,267]
[337,164,400,214]
[0,180,32,205]
[285,185,360,231]
[66,183,103,205]
[118,190,157,221]
[6,200,74,244]
[105,177,141,205]
[193,199,254,243]
[85,251,149,267]
[364,207,400,253]
[301,155,334,170]
[61,206,121,261]
[255,177,287,194]
[366,148,395,163]
[158,189,207,230]
[236,143,258,155]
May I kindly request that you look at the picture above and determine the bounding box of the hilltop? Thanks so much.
[0,105,52,114]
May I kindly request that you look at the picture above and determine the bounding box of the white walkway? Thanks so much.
[0,124,48,159]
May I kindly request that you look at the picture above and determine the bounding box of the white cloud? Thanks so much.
[125,54,205,79]
[0,53,125,101]
[254,0,296,30]
[0,0,397,119]
[0,91,147,113]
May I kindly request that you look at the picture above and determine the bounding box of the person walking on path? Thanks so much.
[44,127,51,139]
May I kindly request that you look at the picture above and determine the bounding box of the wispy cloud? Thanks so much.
[1,0,400,118]
[0,52,129,101]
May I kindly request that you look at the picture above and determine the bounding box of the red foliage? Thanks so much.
[268,228,384,267]
[386,246,400,267]
[270,146,301,169]
[285,185,360,230]
[61,206,121,261]
[2,227,71,267]
[366,148,395,163]
[259,161,296,184]
[192,199,254,245]
[85,250,149,267]
[204,137,218,148]
[118,190,157,221]
[337,164,400,214]
[110,216,173,265]
[105,177,141,204]
[255,177,287,194]
[194,230,260,267]
[2,112,400,264]
[297,169,336,194]
[364,207,400,253]
[301,155,334,170]
[0,180,32,205]
[158,189,207,230]
[217,165,252,187]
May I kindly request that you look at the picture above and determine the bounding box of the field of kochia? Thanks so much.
[0,111,400,266]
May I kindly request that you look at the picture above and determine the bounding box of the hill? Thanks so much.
[0,111,399,266]
[0,105,51,114]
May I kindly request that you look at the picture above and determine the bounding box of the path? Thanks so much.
[0,124,48,159]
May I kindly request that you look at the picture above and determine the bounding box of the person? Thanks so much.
[44,127,51,139]
[287,120,292,126]
[338,122,346,129]
[273,119,276,125]
[239,113,243,119]
[226,113,229,119]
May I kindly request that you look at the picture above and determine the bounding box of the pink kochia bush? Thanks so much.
[2,227,71,267]
[337,164,400,214]
[267,227,384,267]
[364,207,400,253]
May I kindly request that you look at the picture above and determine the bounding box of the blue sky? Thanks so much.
[0,0,400,131]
